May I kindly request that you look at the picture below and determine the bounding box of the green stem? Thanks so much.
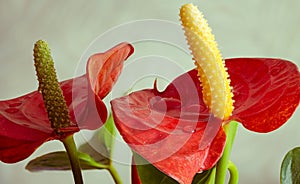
[108,165,122,184]
[215,121,238,184]
[62,135,83,184]
[227,161,239,184]
[207,167,216,184]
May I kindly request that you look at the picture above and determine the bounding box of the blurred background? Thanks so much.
[0,0,299,183]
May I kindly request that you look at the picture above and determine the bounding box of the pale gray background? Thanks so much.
[0,0,299,183]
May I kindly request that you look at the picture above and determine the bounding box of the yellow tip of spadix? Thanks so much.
[180,4,234,119]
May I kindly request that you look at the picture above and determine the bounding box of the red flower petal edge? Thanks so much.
[111,58,299,183]
[0,42,134,163]
[228,58,300,132]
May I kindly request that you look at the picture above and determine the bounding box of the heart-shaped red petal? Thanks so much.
[227,58,300,132]
[87,42,134,99]
[76,42,134,129]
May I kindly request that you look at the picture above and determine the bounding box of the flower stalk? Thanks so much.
[228,160,239,184]
[215,121,239,184]
[62,135,84,184]
[108,165,122,184]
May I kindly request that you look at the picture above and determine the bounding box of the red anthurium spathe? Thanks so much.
[0,42,134,163]
[111,58,300,184]
[113,58,299,184]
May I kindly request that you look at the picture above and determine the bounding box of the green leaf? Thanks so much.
[133,152,178,184]
[281,147,300,184]
[26,151,108,171]
[192,170,212,184]
[99,114,116,158]
[133,152,212,184]
[78,114,116,164]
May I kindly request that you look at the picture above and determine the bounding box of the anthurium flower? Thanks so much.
[0,42,134,163]
[111,4,300,184]
[120,58,299,184]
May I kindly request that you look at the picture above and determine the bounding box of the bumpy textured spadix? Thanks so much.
[180,4,234,119]
[34,40,71,132]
